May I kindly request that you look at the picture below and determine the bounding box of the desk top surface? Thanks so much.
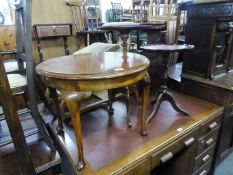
[35,52,149,80]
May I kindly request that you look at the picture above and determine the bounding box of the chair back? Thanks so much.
[132,0,150,23]
[148,0,177,43]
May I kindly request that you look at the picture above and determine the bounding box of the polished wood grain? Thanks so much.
[36,52,149,80]
[36,52,150,170]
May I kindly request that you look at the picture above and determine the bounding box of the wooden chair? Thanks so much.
[132,0,150,23]
[148,0,177,44]
[13,0,55,151]
[0,0,62,174]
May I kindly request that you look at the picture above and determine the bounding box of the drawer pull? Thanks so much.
[184,137,195,147]
[206,138,214,146]
[199,170,208,175]
[53,26,56,33]
[160,152,173,164]
[202,154,210,163]
[209,122,218,130]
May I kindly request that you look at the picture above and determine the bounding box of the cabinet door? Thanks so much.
[183,18,215,78]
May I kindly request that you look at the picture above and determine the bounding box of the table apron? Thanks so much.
[40,69,148,91]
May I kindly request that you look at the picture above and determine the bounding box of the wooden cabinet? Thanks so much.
[182,2,233,79]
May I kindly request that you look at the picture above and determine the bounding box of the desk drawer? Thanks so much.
[151,131,197,168]
[200,114,221,137]
[197,127,219,155]
[192,158,212,175]
[36,25,71,38]
[193,144,215,172]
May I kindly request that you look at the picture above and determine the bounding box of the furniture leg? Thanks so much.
[129,84,141,104]
[49,88,64,133]
[125,86,132,128]
[108,89,114,114]
[146,92,163,124]
[120,31,130,59]
[141,73,150,136]
[163,92,189,116]
[62,95,85,170]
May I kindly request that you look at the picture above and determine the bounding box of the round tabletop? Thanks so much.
[36,52,149,80]
[140,44,195,53]
[98,22,152,32]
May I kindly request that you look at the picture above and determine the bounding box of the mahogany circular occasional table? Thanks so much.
[35,52,150,170]
[141,44,195,124]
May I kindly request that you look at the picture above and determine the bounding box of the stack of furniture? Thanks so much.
[181,1,233,166]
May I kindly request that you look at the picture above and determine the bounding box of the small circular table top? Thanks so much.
[36,52,150,80]
[140,44,195,53]
[99,22,152,32]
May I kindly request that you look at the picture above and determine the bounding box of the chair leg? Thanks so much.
[49,88,64,133]
[108,89,114,114]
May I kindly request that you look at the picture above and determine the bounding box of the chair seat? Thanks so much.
[4,61,26,73]
[7,74,27,94]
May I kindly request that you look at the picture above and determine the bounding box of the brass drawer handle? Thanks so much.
[184,137,195,147]
[160,152,173,164]
[199,170,208,175]
[209,122,218,130]
[202,154,210,163]
[206,138,214,146]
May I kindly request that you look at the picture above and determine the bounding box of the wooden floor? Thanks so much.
[0,91,220,175]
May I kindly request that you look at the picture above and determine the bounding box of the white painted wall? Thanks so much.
[100,0,132,23]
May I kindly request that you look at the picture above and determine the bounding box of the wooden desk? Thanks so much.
[35,52,150,170]
[47,91,223,175]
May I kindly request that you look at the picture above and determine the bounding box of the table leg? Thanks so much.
[125,86,132,128]
[49,87,64,133]
[62,96,85,170]
[141,73,150,136]
[108,90,114,114]
[120,31,130,59]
